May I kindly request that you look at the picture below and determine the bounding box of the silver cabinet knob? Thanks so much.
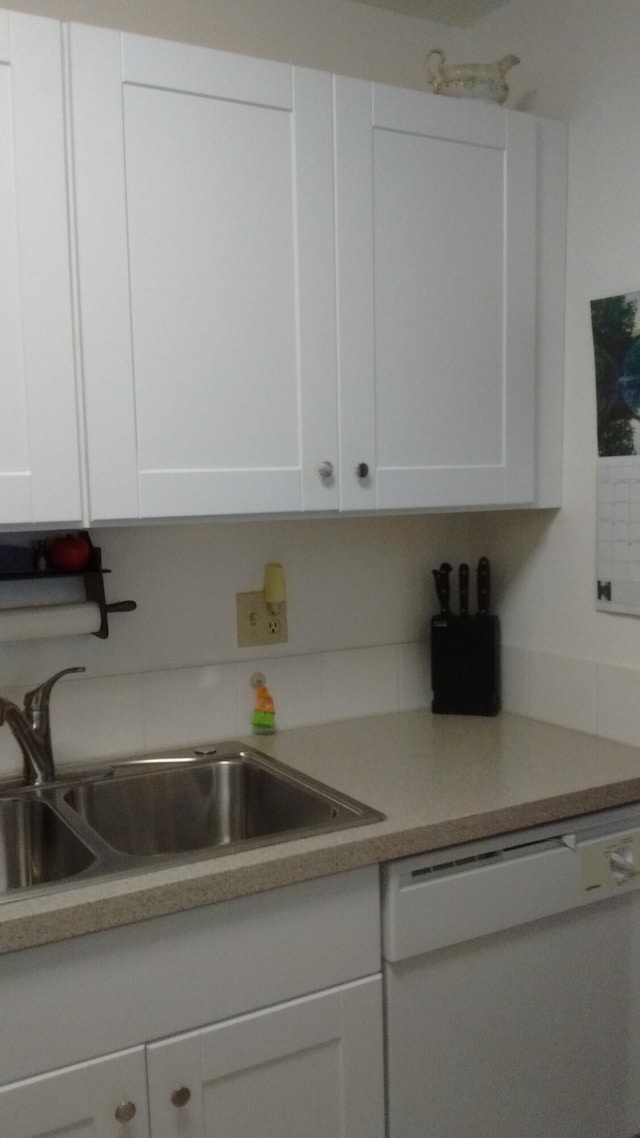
[171,1086,192,1108]
[318,461,334,481]
[115,1101,137,1123]
[355,462,369,479]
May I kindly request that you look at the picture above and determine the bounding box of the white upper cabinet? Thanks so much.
[334,78,538,511]
[70,26,338,521]
[0,12,82,525]
[67,23,562,521]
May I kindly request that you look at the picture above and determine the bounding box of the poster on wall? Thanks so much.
[592,291,640,457]
[592,291,640,615]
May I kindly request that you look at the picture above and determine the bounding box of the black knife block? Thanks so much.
[430,614,501,716]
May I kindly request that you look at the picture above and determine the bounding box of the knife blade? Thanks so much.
[476,556,491,615]
[458,563,469,616]
[432,562,453,615]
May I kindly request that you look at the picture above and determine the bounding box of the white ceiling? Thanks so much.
[351,0,511,26]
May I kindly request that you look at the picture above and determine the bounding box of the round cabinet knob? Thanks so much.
[115,1101,137,1124]
[318,461,334,482]
[355,462,369,479]
[171,1086,192,1108]
[610,845,635,880]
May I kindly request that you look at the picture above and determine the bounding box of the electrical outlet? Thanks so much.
[236,591,288,648]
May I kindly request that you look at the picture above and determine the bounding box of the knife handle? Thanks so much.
[477,556,491,615]
[458,563,469,616]
[432,562,452,615]
[440,562,452,614]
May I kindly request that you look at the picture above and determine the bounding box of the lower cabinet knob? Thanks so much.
[355,462,369,479]
[171,1086,192,1108]
[115,1101,137,1123]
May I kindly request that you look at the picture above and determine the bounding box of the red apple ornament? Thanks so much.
[48,533,91,572]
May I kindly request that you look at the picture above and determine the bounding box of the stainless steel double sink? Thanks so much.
[0,743,384,900]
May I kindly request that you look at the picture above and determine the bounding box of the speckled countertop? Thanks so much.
[3,708,640,955]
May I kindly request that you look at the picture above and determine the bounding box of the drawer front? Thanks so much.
[0,866,380,1083]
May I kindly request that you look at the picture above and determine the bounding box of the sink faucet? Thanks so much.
[0,667,85,786]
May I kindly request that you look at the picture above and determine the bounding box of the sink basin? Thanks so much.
[0,743,383,902]
[0,797,94,892]
[63,752,380,857]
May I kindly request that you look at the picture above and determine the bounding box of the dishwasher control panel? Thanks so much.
[580,829,640,899]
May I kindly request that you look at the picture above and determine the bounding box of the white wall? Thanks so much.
[1,0,451,85]
[437,0,640,742]
[0,515,472,773]
[0,517,472,683]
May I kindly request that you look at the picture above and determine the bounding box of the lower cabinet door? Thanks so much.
[0,1046,150,1138]
[146,975,384,1138]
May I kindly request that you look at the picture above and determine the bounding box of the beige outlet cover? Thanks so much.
[236,591,288,647]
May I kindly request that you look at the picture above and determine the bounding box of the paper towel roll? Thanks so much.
[0,603,102,642]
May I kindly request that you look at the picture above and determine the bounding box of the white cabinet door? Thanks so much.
[146,976,385,1138]
[70,27,338,521]
[0,1046,150,1138]
[335,79,537,511]
[0,11,82,525]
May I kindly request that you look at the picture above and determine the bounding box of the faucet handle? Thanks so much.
[24,667,86,739]
[24,664,85,705]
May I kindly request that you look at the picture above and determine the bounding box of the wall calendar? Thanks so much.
[596,461,640,615]
[591,291,640,615]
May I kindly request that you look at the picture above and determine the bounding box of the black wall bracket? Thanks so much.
[0,531,137,640]
[81,533,137,639]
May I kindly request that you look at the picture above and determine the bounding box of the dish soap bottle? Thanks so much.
[252,681,276,735]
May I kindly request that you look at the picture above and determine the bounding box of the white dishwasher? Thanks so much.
[382,802,640,1138]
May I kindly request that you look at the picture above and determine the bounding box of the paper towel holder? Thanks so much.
[0,531,136,640]
[56,532,136,639]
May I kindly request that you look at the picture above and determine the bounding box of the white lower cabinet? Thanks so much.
[147,977,383,1138]
[0,978,382,1138]
[0,1046,150,1138]
[0,869,384,1138]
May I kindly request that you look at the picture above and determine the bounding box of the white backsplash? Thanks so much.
[0,515,467,775]
[1,513,640,778]
[502,643,640,749]
[1,636,640,779]
[0,640,431,777]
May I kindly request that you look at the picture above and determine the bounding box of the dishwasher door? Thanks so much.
[382,816,640,1138]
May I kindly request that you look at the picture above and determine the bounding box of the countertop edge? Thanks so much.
[3,710,640,953]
